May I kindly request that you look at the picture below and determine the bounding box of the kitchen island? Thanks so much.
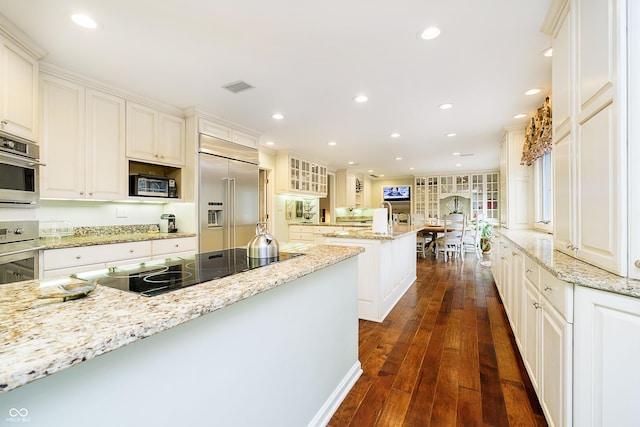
[325,224,421,322]
[0,245,363,427]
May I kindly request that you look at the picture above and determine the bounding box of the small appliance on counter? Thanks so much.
[129,174,177,198]
[247,222,279,267]
[160,214,177,233]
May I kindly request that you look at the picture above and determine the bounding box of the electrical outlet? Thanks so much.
[116,206,128,218]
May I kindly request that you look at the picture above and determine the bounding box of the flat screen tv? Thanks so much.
[382,186,411,201]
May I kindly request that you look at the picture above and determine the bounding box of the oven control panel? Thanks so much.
[0,220,39,244]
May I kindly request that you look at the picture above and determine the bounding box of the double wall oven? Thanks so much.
[0,135,41,207]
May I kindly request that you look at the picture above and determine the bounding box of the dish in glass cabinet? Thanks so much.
[38,276,97,301]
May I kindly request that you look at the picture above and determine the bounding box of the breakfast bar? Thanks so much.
[0,245,363,427]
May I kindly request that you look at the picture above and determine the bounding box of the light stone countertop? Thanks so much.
[0,244,363,393]
[288,222,371,227]
[323,224,423,240]
[496,228,640,299]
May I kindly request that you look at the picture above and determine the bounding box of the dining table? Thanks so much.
[420,224,445,247]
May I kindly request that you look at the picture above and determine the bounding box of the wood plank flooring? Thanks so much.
[328,254,547,427]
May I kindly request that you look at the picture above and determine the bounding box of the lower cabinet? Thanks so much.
[42,238,196,277]
[492,239,573,427]
[574,286,640,427]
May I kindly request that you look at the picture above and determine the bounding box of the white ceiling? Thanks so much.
[0,0,552,178]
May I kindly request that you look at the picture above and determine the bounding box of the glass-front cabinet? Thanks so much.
[414,172,499,222]
[277,153,327,196]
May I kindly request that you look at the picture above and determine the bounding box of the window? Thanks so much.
[535,151,553,232]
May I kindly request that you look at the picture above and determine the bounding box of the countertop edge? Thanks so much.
[40,232,197,250]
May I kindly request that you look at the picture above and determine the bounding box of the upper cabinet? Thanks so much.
[126,102,185,167]
[40,74,127,200]
[275,153,327,197]
[336,170,367,208]
[543,0,627,276]
[0,32,39,142]
[500,129,530,229]
[198,117,259,149]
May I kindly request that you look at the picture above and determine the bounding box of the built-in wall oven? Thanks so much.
[0,220,42,285]
[0,135,42,207]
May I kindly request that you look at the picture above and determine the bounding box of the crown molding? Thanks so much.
[541,0,570,37]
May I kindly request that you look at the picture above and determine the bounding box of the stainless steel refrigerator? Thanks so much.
[198,134,259,253]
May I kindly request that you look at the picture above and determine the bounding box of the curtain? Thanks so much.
[520,95,553,166]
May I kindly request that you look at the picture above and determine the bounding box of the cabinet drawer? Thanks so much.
[152,237,197,257]
[524,256,540,286]
[314,226,343,235]
[289,232,313,242]
[44,241,152,270]
[289,225,313,233]
[540,268,574,322]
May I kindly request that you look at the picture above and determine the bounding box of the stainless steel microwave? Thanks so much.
[129,174,177,198]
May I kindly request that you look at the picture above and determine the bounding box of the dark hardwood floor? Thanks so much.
[328,253,547,427]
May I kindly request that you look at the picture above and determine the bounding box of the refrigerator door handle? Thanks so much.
[229,177,236,248]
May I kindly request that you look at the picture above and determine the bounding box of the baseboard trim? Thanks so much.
[308,361,363,427]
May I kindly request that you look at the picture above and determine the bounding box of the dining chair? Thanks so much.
[435,213,465,262]
[462,214,483,260]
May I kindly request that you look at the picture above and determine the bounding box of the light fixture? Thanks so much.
[354,95,368,103]
[71,14,97,29]
[379,174,385,177]
[328,141,337,146]
[272,113,284,120]
[265,141,275,146]
[395,157,402,160]
[438,103,453,110]
[420,27,441,40]
[453,152,461,156]
[368,170,374,173]
[513,113,527,119]
[446,133,457,137]
[390,132,400,138]
[456,163,462,167]
[525,88,541,96]
[409,167,415,170]
[348,161,355,165]
[542,47,553,57]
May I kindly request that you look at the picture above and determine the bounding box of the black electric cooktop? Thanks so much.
[87,248,303,297]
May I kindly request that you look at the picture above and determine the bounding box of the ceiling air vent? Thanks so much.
[222,81,254,94]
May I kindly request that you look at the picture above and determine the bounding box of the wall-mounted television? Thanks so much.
[382,186,411,202]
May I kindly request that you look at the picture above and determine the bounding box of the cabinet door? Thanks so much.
[86,89,126,199]
[553,133,574,255]
[522,281,541,393]
[126,102,158,162]
[232,128,258,148]
[0,35,38,141]
[40,76,86,199]
[158,113,185,166]
[541,303,572,427]
[574,286,640,427]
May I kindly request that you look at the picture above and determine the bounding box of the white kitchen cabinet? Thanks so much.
[574,286,640,427]
[0,32,39,141]
[544,0,627,276]
[500,129,530,229]
[43,241,153,278]
[288,225,314,243]
[336,170,358,208]
[508,245,525,344]
[198,116,259,148]
[151,237,197,260]
[413,177,426,216]
[126,101,185,167]
[40,74,127,200]
[276,153,327,197]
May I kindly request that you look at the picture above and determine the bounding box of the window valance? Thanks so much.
[520,95,552,166]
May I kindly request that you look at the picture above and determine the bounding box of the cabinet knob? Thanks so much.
[175,244,179,248]
[543,285,552,292]
[80,191,84,195]
[76,255,81,259]
[129,249,134,253]
[526,268,532,273]
[1,120,7,127]
[532,301,541,309]
[635,260,640,269]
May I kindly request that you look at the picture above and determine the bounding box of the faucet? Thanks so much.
[381,201,393,233]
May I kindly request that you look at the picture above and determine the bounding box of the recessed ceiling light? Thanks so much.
[542,47,553,57]
[395,157,402,160]
[525,88,541,96]
[409,167,415,170]
[71,14,97,29]
[272,113,284,120]
[368,170,374,173]
[456,163,462,167]
[438,103,453,110]
[420,27,441,40]
[328,141,337,146]
[390,132,400,138]
[354,95,368,103]
[453,152,461,156]
[348,161,355,165]
[265,141,275,146]
[446,133,457,137]
[379,174,385,177]
[513,113,527,119]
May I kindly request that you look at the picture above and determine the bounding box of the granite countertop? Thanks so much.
[0,244,363,393]
[323,224,422,240]
[289,222,371,227]
[40,232,197,250]
[496,228,640,299]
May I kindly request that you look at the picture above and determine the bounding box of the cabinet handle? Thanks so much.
[532,301,541,309]
[175,244,179,248]
[1,120,7,127]
[512,251,517,256]
[543,285,552,292]
[526,268,532,273]
[129,249,134,253]
[76,255,81,259]
[635,260,640,269]
[80,191,84,195]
